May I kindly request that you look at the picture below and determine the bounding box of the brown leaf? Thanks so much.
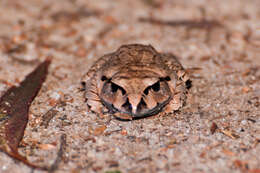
[0,59,51,170]
[210,122,218,134]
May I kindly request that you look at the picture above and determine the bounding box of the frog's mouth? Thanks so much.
[101,95,172,120]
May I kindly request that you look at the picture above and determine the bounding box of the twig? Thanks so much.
[49,134,67,173]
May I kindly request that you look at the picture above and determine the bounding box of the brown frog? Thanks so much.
[81,44,191,120]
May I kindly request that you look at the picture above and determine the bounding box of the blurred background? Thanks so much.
[0,0,259,173]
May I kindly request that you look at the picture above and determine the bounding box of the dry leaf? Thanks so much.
[210,122,218,134]
[0,59,51,170]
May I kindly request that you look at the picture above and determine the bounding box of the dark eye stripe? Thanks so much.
[151,81,160,92]
[160,76,171,81]
[111,82,119,92]
[185,79,192,89]
[110,82,126,95]
[143,80,161,95]
[144,87,149,95]
[164,76,171,81]
[101,76,108,81]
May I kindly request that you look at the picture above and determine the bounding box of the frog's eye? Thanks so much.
[143,76,171,95]
[151,81,160,92]
[110,82,126,95]
[143,81,160,95]
[164,76,171,81]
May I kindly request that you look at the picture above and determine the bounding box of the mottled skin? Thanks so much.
[81,44,190,120]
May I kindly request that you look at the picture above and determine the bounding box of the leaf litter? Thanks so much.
[0,59,51,170]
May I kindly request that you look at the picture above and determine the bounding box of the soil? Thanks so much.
[0,0,259,173]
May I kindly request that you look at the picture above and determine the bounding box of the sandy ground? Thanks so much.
[0,0,259,173]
